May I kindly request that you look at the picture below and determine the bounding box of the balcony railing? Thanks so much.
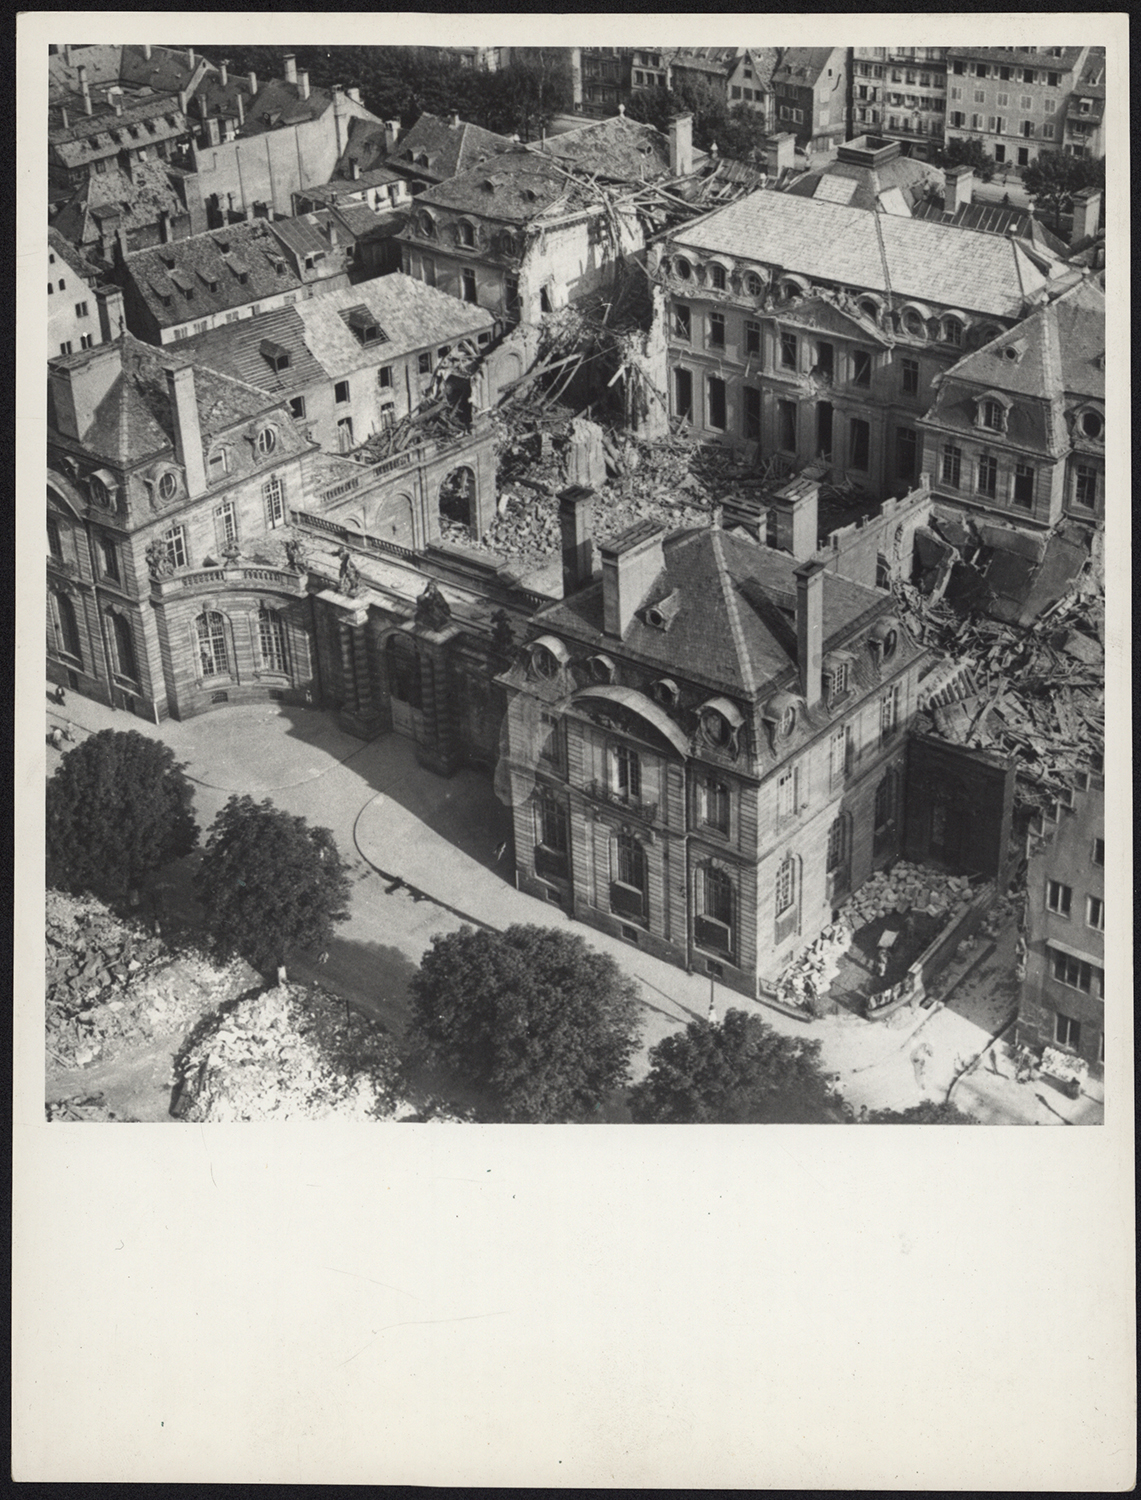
[150,564,305,599]
[587,780,659,823]
[695,915,733,957]
[609,882,646,922]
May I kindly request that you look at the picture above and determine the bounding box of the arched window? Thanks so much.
[674,255,692,281]
[51,590,82,662]
[456,220,475,248]
[708,262,726,291]
[1079,408,1103,440]
[258,606,288,674]
[774,851,798,942]
[111,611,139,681]
[439,465,475,528]
[744,271,764,297]
[196,610,229,678]
[940,315,964,346]
[900,306,927,339]
[875,554,891,589]
[417,210,436,239]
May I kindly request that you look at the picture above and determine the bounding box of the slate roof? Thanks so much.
[533,113,671,182]
[48,227,104,287]
[122,221,310,327]
[50,160,192,254]
[176,305,325,396]
[388,113,517,184]
[412,150,595,224]
[771,47,843,88]
[785,152,942,214]
[50,95,187,166]
[535,524,888,701]
[668,48,737,78]
[290,274,495,377]
[911,197,1068,257]
[48,332,287,464]
[945,45,1086,68]
[49,45,207,106]
[671,190,1058,318]
[239,77,336,136]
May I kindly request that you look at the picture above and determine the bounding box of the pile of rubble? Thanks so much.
[839,862,980,928]
[171,983,403,1123]
[45,1092,136,1122]
[46,891,248,1070]
[979,889,1025,943]
[774,918,856,1013]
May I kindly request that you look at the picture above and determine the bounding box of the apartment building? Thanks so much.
[850,46,948,158]
[46,334,318,720]
[497,488,929,997]
[918,276,1106,530]
[1015,777,1105,1075]
[771,48,848,153]
[944,45,1089,171]
[654,177,1067,502]
[1062,50,1106,160]
[48,229,126,358]
[580,49,633,116]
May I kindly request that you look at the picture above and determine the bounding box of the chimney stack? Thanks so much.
[347,86,362,104]
[158,208,173,242]
[248,70,258,96]
[48,342,123,441]
[95,283,126,342]
[557,485,595,596]
[219,59,228,86]
[668,112,693,178]
[384,118,402,150]
[1070,186,1102,244]
[945,163,974,214]
[283,53,297,85]
[143,44,152,61]
[165,365,208,497]
[298,70,311,101]
[350,158,361,180]
[451,112,461,129]
[63,45,72,65]
[60,105,69,129]
[111,90,123,117]
[765,132,796,179]
[794,560,827,708]
[78,64,92,115]
[236,91,245,125]
[187,47,195,70]
[600,520,666,638]
[178,88,189,115]
[767,475,820,562]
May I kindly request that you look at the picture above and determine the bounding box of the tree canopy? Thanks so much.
[194,795,352,973]
[932,136,997,183]
[624,78,768,162]
[46,729,198,897]
[407,924,642,1122]
[866,1100,979,1124]
[1022,150,1105,232]
[628,1008,843,1123]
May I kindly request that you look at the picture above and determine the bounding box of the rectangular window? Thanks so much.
[853,350,872,387]
[80,334,94,350]
[744,319,761,355]
[1050,948,1102,994]
[775,856,795,916]
[1092,838,1104,867]
[974,89,986,103]
[1021,119,1033,138]
[674,367,693,422]
[612,744,641,801]
[208,449,228,481]
[75,301,89,318]
[673,304,691,341]
[47,516,63,561]
[462,269,477,304]
[98,537,119,582]
[1044,96,1056,112]
[901,356,919,395]
[1046,879,1072,917]
[164,524,187,570]
[780,331,797,369]
[708,312,726,349]
[1013,463,1035,508]
[848,418,870,471]
[1043,123,1055,139]
[942,445,962,488]
[537,711,563,771]
[814,341,834,380]
[59,341,72,356]
[1073,464,1098,509]
[743,387,761,442]
[214,500,238,548]
[977,454,998,498]
[707,376,726,431]
[777,399,797,452]
[537,794,569,854]
[334,379,350,404]
[417,352,432,376]
[1054,1012,1081,1050]
[896,427,918,481]
[379,402,396,429]
[828,724,850,784]
[776,766,799,821]
[1086,895,1104,931]
[880,684,900,743]
[826,817,847,873]
[288,395,306,420]
[264,475,285,527]
[700,779,730,834]
[1021,94,1034,110]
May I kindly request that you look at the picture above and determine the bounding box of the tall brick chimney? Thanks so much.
[945,164,974,213]
[669,113,693,177]
[1070,186,1102,244]
[768,475,820,562]
[298,70,311,101]
[601,520,666,638]
[219,59,229,86]
[77,64,92,115]
[95,284,125,342]
[248,70,258,96]
[765,132,796,178]
[49,342,123,441]
[558,485,595,596]
[164,365,207,497]
[283,53,298,85]
[795,560,826,707]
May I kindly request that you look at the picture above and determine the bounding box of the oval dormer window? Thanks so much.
[529,634,568,681]
[418,211,436,238]
[256,427,277,455]
[701,708,731,748]
[587,654,615,684]
[779,704,797,738]
[1080,409,1104,440]
[649,677,678,709]
[88,472,114,508]
[870,618,899,663]
[744,271,764,297]
[674,256,692,281]
[900,307,927,340]
[158,470,178,501]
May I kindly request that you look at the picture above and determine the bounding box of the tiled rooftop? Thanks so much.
[388,112,517,184]
[534,114,672,183]
[51,159,193,253]
[122,221,312,326]
[413,149,595,224]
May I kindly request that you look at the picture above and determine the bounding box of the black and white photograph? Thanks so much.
[15,12,1133,1489]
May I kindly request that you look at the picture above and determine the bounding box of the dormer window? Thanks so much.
[708,262,727,291]
[529,635,568,680]
[940,315,964,346]
[417,210,436,239]
[824,658,850,703]
[255,426,277,456]
[744,271,764,297]
[1079,408,1103,440]
[674,255,692,281]
[587,654,616,684]
[869,617,900,665]
[980,397,1007,431]
[456,220,475,248]
[649,678,679,708]
[157,470,178,501]
[208,448,229,480]
[260,338,291,372]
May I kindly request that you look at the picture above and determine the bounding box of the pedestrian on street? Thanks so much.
[53,684,66,707]
[48,726,64,751]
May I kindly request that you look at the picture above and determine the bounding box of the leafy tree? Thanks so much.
[866,1100,979,1124]
[407,924,642,1121]
[624,84,689,137]
[932,135,997,183]
[1022,150,1105,233]
[628,1008,843,1123]
[46,730,198,897]
[194,796,352,974]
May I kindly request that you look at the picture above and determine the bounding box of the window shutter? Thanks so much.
[247,610,261,677]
